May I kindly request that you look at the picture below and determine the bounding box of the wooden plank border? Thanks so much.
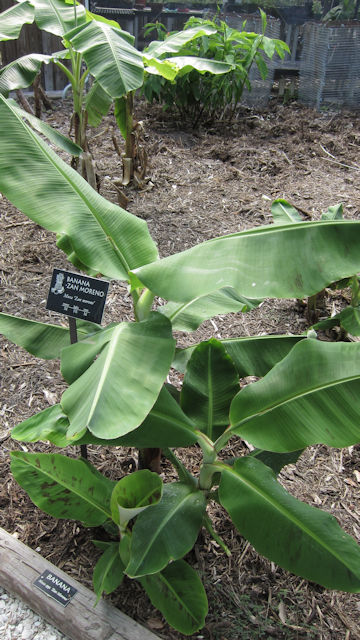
[0,527,159,640]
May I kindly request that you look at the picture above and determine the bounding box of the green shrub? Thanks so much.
[143,12,289,124]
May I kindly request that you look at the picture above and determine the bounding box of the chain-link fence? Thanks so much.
[299,21,360,110]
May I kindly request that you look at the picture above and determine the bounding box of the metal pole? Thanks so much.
[68,317,88,459]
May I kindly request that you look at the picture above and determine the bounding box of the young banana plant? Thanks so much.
[1,70,360,635]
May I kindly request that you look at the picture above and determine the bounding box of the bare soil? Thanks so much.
[1,94,360,639]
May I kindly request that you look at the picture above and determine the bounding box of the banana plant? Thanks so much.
[1,94,360,634]
[0,0,143,185]
[0,0,236,185]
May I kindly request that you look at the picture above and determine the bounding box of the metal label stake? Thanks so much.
[68,316,87,460]
[68,316,78,345]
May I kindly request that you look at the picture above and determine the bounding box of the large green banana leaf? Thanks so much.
[126,483,206,578]
[32,0,87,37]
[0,312,100,359]
[133,221,360,303]
[159,287,261,332]
[0,1,34,40]
[165,56,233,76]
[62,313,175,440]
[8,99,82,155]
[140,560,208,635]
[180,339,239,441]
[0,53,56,94]
[173,334,305,377]
[10,451,114,525]
[219,457,360,592]
[230,339,360,451]
[65,20,144,98]
[85,80,113,127]
[0,95,158,279]
[144,55,233,78]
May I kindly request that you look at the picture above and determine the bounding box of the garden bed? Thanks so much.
[1,96,360,639]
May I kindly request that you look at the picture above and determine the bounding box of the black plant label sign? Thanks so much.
[34,570,77,607]
[46,268,109,324]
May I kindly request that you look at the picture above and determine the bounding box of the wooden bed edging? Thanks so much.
[0,527,159,640]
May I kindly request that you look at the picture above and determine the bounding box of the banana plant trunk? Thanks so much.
[122,93,134,186]
[138,448,162,473]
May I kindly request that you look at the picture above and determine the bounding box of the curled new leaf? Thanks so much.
[110,470,163,528]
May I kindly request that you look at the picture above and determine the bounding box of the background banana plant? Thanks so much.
[0,0,237,185]
[1,39,360,636]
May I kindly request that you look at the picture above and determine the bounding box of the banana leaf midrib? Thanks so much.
[37,0,67,34]
[97,26,130,97]
[206,347,214,437]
